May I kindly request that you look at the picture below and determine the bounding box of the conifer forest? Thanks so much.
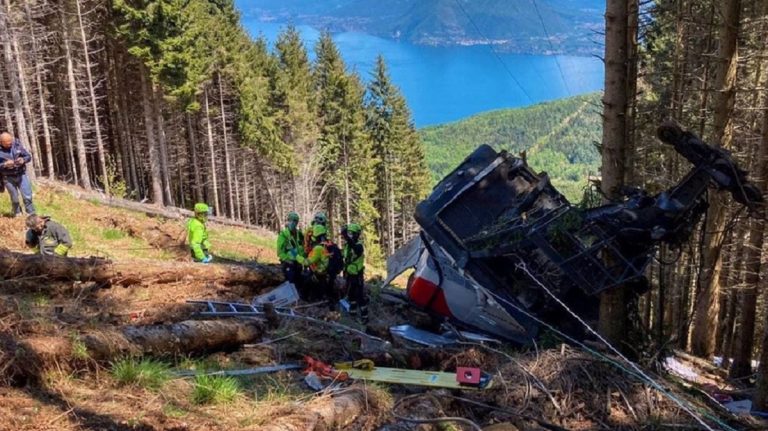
[0,0,430,262]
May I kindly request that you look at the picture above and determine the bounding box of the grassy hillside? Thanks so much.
[0,182,277,264]
[420,93,602,201]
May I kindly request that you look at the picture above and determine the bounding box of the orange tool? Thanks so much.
[303,356,349,381]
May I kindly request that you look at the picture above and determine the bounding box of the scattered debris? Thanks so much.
[390,324,457,347]
[304,371,325,391]
[252,281,300,307]
[664,356,701,382]
[390,324,502,347]
[724,399,752,415]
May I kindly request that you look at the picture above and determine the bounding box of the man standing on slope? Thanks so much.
[342,223,368,323]
[25,215,72,257]
[276,211,305,286]
[0,132,35,217]
[188,203,213,263]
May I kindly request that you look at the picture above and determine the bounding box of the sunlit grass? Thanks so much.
[111,358,172,390]
[191,374,241,405]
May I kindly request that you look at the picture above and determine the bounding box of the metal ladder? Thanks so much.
[186,300,298,318]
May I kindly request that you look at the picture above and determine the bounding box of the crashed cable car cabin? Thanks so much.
[395,123,763,344]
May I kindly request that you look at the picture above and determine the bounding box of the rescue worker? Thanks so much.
[276,211,305,285]
[305,224,342,308]
[25,215,72,256]
[188,203,212,263]
[0,132,35,217]
[303,211,328,255]
[341,223,368,323]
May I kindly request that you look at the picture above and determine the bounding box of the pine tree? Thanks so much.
[271,25,320,221]
[366,55,429,255]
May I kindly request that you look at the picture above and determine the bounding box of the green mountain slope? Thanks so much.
[239,0,603,55]
[420,93,602,201]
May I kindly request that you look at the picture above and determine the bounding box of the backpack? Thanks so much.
[324,242,344,277]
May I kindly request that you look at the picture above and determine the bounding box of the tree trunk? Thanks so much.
[9,16,40,179]
[61,11,91,190]
[139,68,163,204]
[186,112,203,202]
[242,156,251,224]
[730,105,767,379]
[0,63,13,135]
[83,320,265,360]
[598,0,632,348]
[0,4,30,158]
[153,86,173,206]
[26,0,55,181]
[204,87,221,212]
[4,320,265,382]
[0,249,283,288]
[217,73,236,219]
[689,0,740,359]
[74,0,107,193]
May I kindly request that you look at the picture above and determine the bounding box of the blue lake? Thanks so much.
[241,19,604,127]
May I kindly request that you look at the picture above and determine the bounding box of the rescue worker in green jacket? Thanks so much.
[305,224,341,308]
[276,211,305,286]
[188,203,213,263]
[25,215,72,256]
[342,223,368,322]
[303,211,328,256]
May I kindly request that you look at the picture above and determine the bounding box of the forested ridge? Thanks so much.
[421,93,602,201]
[242,0,604,56]
[0,0,430,261]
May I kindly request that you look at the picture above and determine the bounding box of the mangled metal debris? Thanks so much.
[390,122,764,344]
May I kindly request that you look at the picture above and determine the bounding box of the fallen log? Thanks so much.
[259,387,386,431]
[0,248,283,287]
[3,319,265,383]
[82,319,265,360]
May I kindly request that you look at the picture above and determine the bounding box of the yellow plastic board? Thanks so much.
[343,367,492,390]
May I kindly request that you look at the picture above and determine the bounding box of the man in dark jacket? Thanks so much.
[0,132,35,216]
[25,215,72,257]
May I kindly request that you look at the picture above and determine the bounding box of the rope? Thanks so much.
[451,0,533,103]
[530,0,572,96]
[482,258,736,431]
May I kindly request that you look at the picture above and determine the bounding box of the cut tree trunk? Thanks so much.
[2,320,264,383]
[0,249,282,287]
[82,319,264,360]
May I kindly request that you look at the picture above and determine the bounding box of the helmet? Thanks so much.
[194,203,211,215]
[312,211,328,226]
[287,211,299,223]
[346,223,362,234]
[312,224,328,240]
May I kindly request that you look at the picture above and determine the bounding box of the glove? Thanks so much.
[296,254,306,265]
[201,255,212,264]
[54,244,70,257]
